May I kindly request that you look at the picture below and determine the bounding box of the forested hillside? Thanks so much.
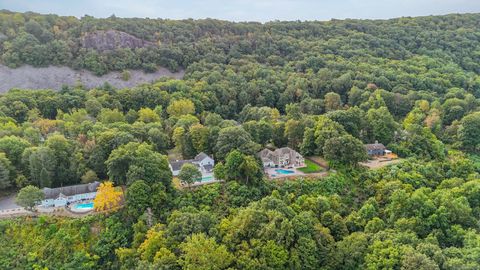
[0,10,480,269]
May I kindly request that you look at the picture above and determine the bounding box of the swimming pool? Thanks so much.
[73,202,94,210]
[275,169,295,174]
[201,176,214,182]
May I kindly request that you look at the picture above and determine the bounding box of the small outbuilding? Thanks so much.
[365,141,387,156]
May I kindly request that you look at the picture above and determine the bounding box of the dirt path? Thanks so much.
[0,64,185,92]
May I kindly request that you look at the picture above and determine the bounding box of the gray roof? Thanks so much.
[203,164,213,172]
[258,147,303,165]
[277,147,294,154]
[43,181,100,200]
[170,160,191,171]
[170,160,202,171]
[258,148,276,164]
[170,152,212,171]
[194,152,210,161]
[365,143,386,151]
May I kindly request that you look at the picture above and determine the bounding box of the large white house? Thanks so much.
[169,152,215,177]
[258,147,305,168]
[41,181,100,207]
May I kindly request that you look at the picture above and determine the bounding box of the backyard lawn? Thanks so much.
[298,159,324,173]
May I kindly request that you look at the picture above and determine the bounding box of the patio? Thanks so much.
[264,167,306,179]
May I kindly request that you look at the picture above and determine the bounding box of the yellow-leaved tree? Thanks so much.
[166,99,195,117]
[93,181,123,211]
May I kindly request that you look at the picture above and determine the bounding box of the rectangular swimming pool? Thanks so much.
[74,202,94,210]
[275,169,295,174]
[201,176,214,182]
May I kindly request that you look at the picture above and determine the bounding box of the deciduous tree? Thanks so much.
[106,142,172,187]
[179,233,233,270]
[323,134,367,166]
[0,153,12,189]
[178,163,202,188]
[167,99,195,117]
[126,180,151,215]
[458,112,480,153]
[215,126,260,160]
[138,108,160,123]
[16,185,44,211]
[93,181,123,212]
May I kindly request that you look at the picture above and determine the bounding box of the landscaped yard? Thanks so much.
[306,156,329,168]
[298,159,324,173]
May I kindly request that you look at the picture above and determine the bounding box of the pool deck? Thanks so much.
[264,167,306,179]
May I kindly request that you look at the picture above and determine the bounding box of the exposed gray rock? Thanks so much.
[81,30,155,51]
[0,65,184,92]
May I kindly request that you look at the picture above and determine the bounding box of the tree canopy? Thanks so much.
[0,11,480,270]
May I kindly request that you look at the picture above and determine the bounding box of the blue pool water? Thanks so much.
[201,176,214,182]
[74,202,94,210]
[275,169,295,174]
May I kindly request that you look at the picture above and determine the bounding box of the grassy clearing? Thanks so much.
[298,159,324,173]
[306,156,329,168]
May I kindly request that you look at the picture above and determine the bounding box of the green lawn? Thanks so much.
[298,159,324,173]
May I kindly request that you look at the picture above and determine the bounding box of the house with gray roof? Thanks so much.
[169,152,214,178]
[258,147,305,168]
[41,181,100,207]
[365,141,387,156]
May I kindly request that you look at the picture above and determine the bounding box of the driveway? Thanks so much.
[0,194,20,210]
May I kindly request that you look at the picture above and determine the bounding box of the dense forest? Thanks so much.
[0,10,480,269]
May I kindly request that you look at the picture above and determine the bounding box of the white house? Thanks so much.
[41,181,100,207]
[258,147,305,168]
[169,152,215,177]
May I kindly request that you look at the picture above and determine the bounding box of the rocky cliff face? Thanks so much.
[81,30,155,51]
[0,65,184,93]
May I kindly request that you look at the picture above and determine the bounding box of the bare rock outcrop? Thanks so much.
[0,65,184,92]
[81,30,155,51]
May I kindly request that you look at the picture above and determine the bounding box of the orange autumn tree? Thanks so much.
[93,181,123,211]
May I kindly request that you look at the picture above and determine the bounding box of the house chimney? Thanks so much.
[375,140,378,144]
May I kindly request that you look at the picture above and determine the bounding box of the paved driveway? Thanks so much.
[0,194,20,210]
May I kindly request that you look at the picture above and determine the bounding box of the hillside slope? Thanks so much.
[0,64,184,92]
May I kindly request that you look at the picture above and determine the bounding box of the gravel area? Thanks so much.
[0,194,19,210]
[0,64,185,92]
